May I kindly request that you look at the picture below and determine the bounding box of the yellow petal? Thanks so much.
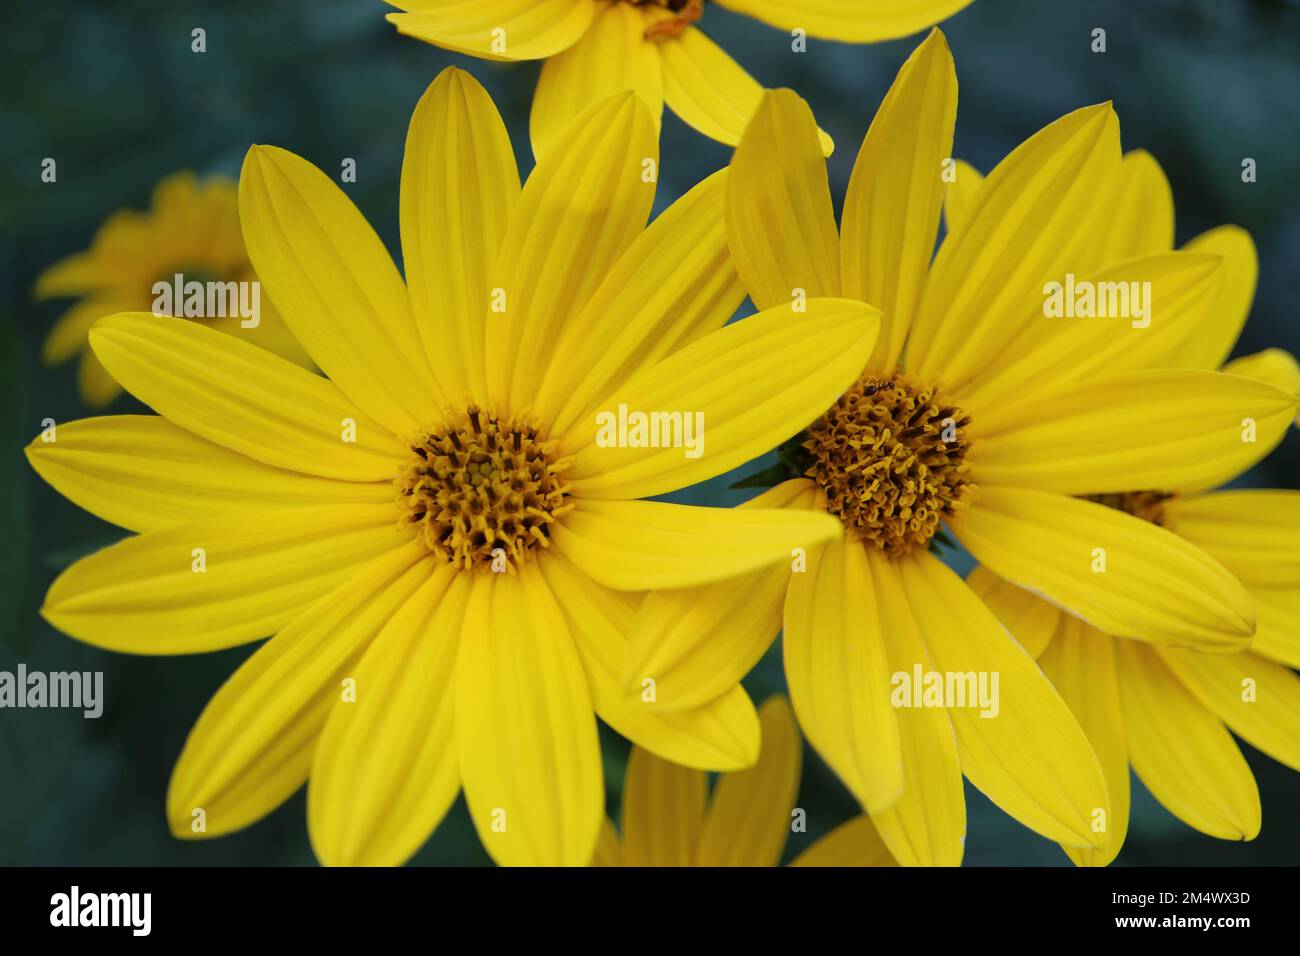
[619,744,707,867]
[971,369,1297,495]
[942,159,983,235]
[696,695,801,866]
[1171,225,1258,370]
[1090,149,1174,266]
[43,507,405,654]
[1038,618,1129,866]
[308,566,466,866]
[456,564,603,866]
[714,0,973,41]
[965,564,1060,659]
[531,2,662,158]
[560,298,880,499]
[960,251,1226,411]
[658,25,833,153]
[90,313,406,481]
[789,815,898,867]
[77,348,121,407]
[1253,587,1300,668]
[867,547,966,866]
[907,104,1121,391]
[954,486,1254,650]
[1115,639,1261,840]
[401,67,519,409]
[538,169,745,439]
[1222,348,1300,424]
[26,415,391,534]
[167,545,433,838]
[239,145,442,434]
[899,553,1109,848]
[1159,646,1300,773]
[538,549,760,771]
[386,0,595,61]
[484,92,657,415]
[1165,489,1300,587]
[841,28,956,370]
[34,251,108,300]
[622,480,814,712]
[42,299,118,365]
[727,89,840,311]
[591,818,623,866]
[783,534,903,813]
[553,497,841,591]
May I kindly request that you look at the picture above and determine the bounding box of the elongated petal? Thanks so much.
[34,252,108,300]
[841,29,956,369]
[239,145,441,433]
[485,93,656,414]
[908,104,1121,391]
[1253,587,1300,668]
[867,547,965,866]
[309,566,466,866]
[386,0,595,61]
[456,565,602,866]
[1165,490,1300,588]
[1172,226,1258,371]
[790,815,897,867]
[899,553,1109,848]
[954,486,1254,650]
[622,480,814,712]
[1222,349,1300,422]
[784,535,903,813]
[538,170,745,438]
[1116,639,1261,840]
[167,545,432,838]
[90,313,405,481]
[696,695,801,866]
[727,89,840,311]
[1038,619,1129,867]
[591,819,623,866]
[561,298,880,499]
[715,0,973,41]
[531,2,662,158]
[538,550,760,771]
[26,415,391,533]
[553,497,840,591]
[971,369,1297,495]
[402,68,519,408]
[43,507,405,654]
[619,745,707,867]
[942,160,983,235]
[77,349,121,406]
[658,25,832,154]
[42,299,119,365]
[960,252,1226,411]
[1090,149,1174,266]
[966,564,1060,658]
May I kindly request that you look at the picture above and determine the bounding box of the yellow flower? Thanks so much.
[25,68,885,867]
[33,172,313,406]
[961,148,1300,865]
[595,695,896,866]
[384,0,973,156]
[622,30,1299,866]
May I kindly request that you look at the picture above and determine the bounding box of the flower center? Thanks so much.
[803,373,973,557]
[636,0,704,40]
[1082,490,1173,526]
[395,407,572,572]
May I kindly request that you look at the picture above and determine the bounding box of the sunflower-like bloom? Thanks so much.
[33,172,313,406]
[24,68,887,867]
[385,0,973,156]
[595,695,896,866]
[961,148,1300,865]
[622,30,1299,866]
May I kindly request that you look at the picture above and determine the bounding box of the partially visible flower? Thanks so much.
[960,149,1300,865]
[594,695,896,867]
[33,172,312,405]
[384,0,973,156]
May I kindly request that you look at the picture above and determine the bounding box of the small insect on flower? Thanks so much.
[26,67,886,868]
[383,0,974,157]
[32,172,312,405]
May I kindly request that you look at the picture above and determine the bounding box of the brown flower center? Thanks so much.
[636,0,705,40]
[1082,490,1174,526]
[395,407,572,572]
[804,373,973,557]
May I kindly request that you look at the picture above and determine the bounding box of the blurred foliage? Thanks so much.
[0,0,1297,866]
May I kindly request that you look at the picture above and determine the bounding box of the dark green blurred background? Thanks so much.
[2,0,1298,865]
